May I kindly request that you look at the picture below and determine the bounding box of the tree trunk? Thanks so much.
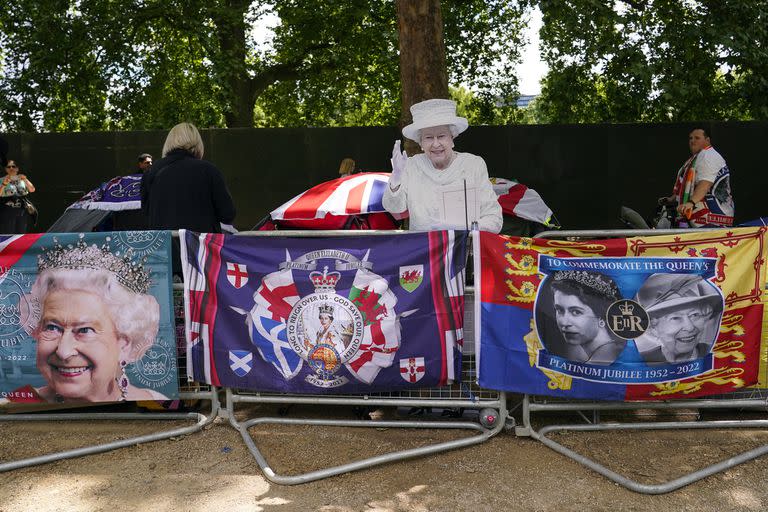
[214,0,257,128]
[395,0,449,155]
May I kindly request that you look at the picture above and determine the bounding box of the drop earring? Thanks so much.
[117,360,129,401]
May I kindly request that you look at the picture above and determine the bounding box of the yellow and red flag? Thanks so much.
[475,227,767,400]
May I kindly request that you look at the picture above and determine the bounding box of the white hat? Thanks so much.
[401,99,469,142]
[635,274,722,315]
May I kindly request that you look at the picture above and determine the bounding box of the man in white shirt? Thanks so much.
[664,127,735,227]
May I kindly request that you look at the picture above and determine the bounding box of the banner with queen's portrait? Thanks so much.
[475,227,768,400]
[180,230,467,394]
[0,231,179,405]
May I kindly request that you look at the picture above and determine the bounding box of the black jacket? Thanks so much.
[141,149,236,233]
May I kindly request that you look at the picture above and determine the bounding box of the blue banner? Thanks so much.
[181,230,468,394]
[474,230,766,401]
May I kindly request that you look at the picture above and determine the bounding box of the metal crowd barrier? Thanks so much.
[221,230,509,484]
[515,228,768,494]
[0,283,220,473]
[0,229,507,479]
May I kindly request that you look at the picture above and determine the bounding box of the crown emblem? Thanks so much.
[318,304,335,316]
[38,235,151,294]
[310,266,340,292]
[619,302,634,315]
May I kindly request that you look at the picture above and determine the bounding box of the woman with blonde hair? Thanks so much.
[141,122,235,234]
[338,157,356,177]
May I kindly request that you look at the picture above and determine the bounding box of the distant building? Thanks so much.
[516,95,538,108]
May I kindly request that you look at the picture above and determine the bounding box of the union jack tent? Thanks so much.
[258,172,558,231]
[259,172,401,230]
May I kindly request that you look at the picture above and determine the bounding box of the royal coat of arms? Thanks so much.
[239,249,402,388]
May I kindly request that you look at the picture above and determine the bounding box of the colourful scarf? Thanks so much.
[673,153,699,208]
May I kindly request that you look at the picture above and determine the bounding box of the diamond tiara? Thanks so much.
[38,235,151,294]
[552,270,619,298]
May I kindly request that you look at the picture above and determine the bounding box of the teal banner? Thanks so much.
[0,231,178,404]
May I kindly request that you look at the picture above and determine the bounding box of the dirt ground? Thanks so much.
[1,401,767,512]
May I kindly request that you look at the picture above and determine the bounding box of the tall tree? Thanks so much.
[0,0,528,132]
[535,0,768,123]
[395,0,449,154]
[395,0,449,120]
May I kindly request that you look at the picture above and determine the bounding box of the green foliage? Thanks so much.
[254,0,401,127]
[0,0,529,132]
[443,0,528,124]
[535,0,768,123]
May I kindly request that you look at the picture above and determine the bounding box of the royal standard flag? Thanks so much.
[475,227,767,400]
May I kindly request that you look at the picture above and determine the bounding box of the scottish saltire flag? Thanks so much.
[475,228,767,400]
[0,232,178,405]
[69,174,143,211]
[180,230,468,393]
[490,177,557,227]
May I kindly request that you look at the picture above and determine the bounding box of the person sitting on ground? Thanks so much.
[382,98,502,233]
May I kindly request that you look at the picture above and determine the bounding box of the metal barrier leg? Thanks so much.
[227,389,507,485]
[532,420,768,495]
[517,394,768,494]
[0,387,220,472]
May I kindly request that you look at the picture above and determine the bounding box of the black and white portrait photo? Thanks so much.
[535,270,626,365]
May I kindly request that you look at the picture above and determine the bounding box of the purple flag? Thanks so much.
[69,174,142,211]
[181,230,468,393]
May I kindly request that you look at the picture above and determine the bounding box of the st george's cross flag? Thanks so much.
[181,230,468,393]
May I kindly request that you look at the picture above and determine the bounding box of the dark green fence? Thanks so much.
[2,121,763,231]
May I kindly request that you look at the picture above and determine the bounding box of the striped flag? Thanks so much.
[180,231,225,385]
[271,173,391,220]
[491,177,557,227]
